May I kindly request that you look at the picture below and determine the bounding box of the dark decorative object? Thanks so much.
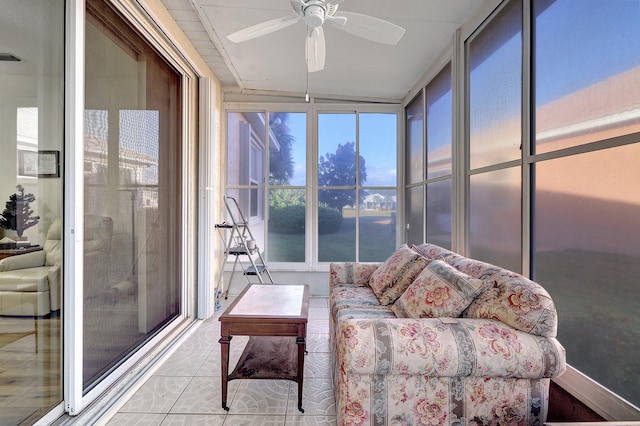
[0,185,40,238]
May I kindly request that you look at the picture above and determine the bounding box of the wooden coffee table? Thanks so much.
[219,283,309,412]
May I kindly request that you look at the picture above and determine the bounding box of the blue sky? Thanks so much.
[284,112,397,187]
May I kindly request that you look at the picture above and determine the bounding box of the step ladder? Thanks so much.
[215,196,273,300]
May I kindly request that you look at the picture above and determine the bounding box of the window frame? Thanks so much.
[223,102,402,271]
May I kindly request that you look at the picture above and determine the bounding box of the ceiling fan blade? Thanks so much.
[333,11,405,45]
[306,26,326,72]
[227,15,301,43]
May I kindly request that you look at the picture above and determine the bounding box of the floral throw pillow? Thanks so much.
[391,259,486,318]
[369,245,430,305]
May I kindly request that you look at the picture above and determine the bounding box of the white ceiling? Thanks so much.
[160,0,486,101]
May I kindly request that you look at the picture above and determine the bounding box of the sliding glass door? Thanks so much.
[0,1,64,424]
[83,0,182,391]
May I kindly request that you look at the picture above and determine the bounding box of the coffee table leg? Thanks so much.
[219,335,232,411]
[296,336,305,413]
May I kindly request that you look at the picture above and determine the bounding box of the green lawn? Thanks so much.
[267,210,396,263]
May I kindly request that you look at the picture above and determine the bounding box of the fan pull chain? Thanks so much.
[305,68,310,102]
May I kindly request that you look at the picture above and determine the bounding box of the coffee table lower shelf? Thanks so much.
[227,335,305,412]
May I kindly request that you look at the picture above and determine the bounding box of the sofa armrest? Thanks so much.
[329,262,381,288]
[337,317,566,379]
[0,251,46,272]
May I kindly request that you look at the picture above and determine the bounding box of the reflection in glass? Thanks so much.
[318,189,356,262]
[406,186,424,246]
[534,0,640,154]
[426,64,452,179]
[469,167,521,273]
[426,180,452,249]
[468,0,522,170]
[535,144,640,406]
[0,1,64,424]
[406,92,424,184]
[227,111,266,187]
[269,112,306,186]
[83,0,181,390]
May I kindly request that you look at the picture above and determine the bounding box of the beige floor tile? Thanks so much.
[170,376,239,415]
[287,378,335,416]
[284,415,337,425]
[160,413,226,425]
[228,380,290,415]
[222,414,286,425]
[154,350,211,377]
[105,412,166,426]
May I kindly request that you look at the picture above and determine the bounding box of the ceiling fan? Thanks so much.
[226,0,405,72]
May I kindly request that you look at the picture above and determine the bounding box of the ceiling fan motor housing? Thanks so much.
[303,1,325,28]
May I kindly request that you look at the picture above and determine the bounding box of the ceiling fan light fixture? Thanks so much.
[303,3,325,28]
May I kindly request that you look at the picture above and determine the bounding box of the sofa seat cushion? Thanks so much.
[335,306,395,322]
[391,260,486,318]
[330,284,382,318]
[0,266,52,292]
[369,245,430,306]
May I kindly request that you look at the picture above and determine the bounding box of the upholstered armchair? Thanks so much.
[0,218,62,316]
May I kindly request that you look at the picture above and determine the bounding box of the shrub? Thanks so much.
[269,205,305,234]
[268,205,343,234]
[318,205,343,234]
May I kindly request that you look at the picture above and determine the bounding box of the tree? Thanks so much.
[268,112,295,185]
[0,185,40,238]
[317,141,367,212]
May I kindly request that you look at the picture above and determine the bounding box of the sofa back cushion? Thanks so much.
[447,256,558,337]
[391,259,486,318]
[463,268,558,338]
[412,243,558,337]
[369,245,430,305]
[412,243,462,263]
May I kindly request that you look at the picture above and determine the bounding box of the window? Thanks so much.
[426,64,453,249]
[0,2,64,423]
[467,0,522,270]
[268,112,306,263]
[249,140,263,218]
[533,0,640,407]
[405,93,425,245]
[405,63,454,251]
[226,109,398,265]
[84,0,182,390]
[227,111,307,262]
[317,112,397,262]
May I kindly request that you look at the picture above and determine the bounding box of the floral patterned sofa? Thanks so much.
[329,243,566,425]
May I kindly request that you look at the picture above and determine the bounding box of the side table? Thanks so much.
[219,284,309,412]
[0,246,43,260]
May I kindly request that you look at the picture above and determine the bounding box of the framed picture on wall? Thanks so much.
[18,150,60,178]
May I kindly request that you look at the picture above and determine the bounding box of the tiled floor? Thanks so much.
[104,296,336,425]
